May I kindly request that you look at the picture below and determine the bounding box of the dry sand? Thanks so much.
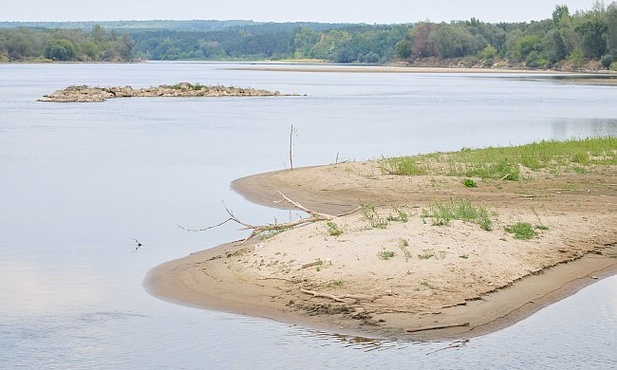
[146,161,617,341]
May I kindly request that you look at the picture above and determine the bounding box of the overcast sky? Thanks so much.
[1,1,599,24]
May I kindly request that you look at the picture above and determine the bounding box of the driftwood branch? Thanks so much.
[300,289,380,303]
[177,217,235,232]
[300,288,346,303]
[178,191,359,245]
[407,322,470,333]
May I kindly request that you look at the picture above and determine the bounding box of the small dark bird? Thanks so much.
[132,238,143,252]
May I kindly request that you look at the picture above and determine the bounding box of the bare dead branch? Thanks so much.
[300,288,346,303]
[407,322,470,333]
[177,218,235,232]
[179,191,360,245]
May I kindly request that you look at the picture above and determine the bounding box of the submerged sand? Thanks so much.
[146,161,617,340]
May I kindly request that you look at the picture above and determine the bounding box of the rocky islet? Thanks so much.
[39,82,299,102]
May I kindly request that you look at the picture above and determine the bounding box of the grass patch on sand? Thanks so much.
[378,250,396,260]
[504,221,548,240]
[378,137,617,180]
[421,199,493,231]
[326,221,343,236]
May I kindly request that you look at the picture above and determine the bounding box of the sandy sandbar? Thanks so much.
[145,161,617,340]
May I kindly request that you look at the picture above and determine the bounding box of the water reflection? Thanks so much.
[552,118,617,139]
[0,259,104,316]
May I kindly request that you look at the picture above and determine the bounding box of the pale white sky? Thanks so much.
[1,1,600,24]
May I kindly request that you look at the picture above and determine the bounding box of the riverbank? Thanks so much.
[146,157,617,340]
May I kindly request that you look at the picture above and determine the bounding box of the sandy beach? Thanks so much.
[230,64,562,74]
[145,159,617,340]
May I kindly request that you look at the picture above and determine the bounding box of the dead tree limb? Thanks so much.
[178,191,360,245]
[407,322,470,333]
[177,217,235,232]
[300,288,346,303]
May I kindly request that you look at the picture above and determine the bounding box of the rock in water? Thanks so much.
[38,82,298,102]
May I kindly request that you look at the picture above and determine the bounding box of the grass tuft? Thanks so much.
[361,204,389,229]
[421,199,493,231]
[378,250,396,260]
[504,222,537,239]
[326,221,343,236]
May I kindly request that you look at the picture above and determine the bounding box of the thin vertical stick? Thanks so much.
[289,124,294,171]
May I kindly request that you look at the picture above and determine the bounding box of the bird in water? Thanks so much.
[132,238,143,252]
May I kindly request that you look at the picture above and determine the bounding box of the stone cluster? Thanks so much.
[39,82,297,102]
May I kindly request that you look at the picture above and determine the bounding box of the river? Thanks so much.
[1,62,615,369]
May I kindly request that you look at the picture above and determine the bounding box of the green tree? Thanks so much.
[395,39,412,59]
[575,18,608,58]
[552,5,571,28]
[44,39,76,61]
[606,3,617,56]
[543,29,567,63]
[429,23,477,58]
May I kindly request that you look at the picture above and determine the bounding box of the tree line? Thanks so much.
[395,2,617,70]
[2,3,617,70]
[0,25,133,62]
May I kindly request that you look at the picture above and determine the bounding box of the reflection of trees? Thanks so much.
[552,118,617,139]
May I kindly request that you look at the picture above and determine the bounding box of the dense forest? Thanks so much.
[2,3,617,70]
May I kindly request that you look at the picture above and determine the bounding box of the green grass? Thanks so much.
[379,156,426,175]
[378,250,396,260]
[326,221,343,236]
[462,178,478,187]
[421,199,493,231]
[504,222,538,239]
[361,204,389,229]
[379,137,617,180]
[398,238,412,261]
[418,250,435,259]
[386,206,409,222]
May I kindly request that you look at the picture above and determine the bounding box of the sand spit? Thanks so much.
[146,161,617,340]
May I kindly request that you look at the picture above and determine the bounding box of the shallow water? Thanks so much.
[1,62,616,369]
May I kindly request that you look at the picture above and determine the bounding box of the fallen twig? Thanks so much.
[407,322,470,333]
[300,288,346,303]
[178,191,360,245]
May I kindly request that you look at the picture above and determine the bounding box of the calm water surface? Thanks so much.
[1,62,616,369]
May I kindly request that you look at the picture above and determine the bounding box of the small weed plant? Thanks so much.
[326,221,343,236]
[378,156,426,175]
[462,178,477,188]
[418,249,445,260]
[504,222,539,240]
[361,204,389,229]
[398,238,412,261]
[378,250,396,260]
[387,206,409,222]
[421,199,493,231]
